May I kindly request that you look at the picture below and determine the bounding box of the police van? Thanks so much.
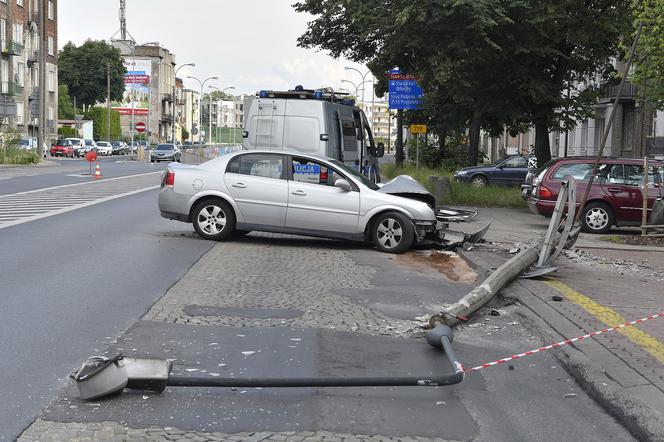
[242,86,385,182]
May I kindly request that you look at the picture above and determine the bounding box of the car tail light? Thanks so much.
[163,169,175,188]
[538,185,553,199]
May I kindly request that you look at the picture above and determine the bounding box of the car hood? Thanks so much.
[376,175,436,209]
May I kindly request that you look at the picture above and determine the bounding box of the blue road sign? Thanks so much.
[388,69,423,110]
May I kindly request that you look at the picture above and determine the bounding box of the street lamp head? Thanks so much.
[344,66,352,71]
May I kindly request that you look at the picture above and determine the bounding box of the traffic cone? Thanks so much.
[94,163,102,179]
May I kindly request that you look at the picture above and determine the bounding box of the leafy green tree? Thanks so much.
[295,0,634,167]
[58,40,126,108]
[181,127,190,141]
[632,0,664,110]
[84,106,121,140]
[57,85,76,119]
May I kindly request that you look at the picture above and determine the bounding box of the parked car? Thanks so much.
[527,157,664,233]
[19,137,38,150]
[521,158,557,200]
[183,141,193,149]
[84,139,97,154]
[454,154,532,187]
[50,139,74,157]
[151,144,181,163]
[111,140,127,155]
[65,138,87,157]
[95,141,113,156]
[158,150,439,253]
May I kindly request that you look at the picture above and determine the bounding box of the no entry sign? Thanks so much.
[135,122,146,133]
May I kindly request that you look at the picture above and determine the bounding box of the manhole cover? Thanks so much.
[183,305,304,319]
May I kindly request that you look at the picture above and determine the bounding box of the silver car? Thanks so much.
[158,150,438,253]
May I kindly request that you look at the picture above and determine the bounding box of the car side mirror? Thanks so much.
[334,179,352,192]
[376,142,385,158]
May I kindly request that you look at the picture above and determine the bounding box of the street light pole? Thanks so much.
[209,85,235,145]
[187,76,218,146]
[171,63,195,146]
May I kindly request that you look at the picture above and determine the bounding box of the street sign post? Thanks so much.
[410,124,427,134]
[409,125,427,170]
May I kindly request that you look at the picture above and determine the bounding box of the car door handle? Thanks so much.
[232,183,247,188]
[607,187,622,193]
[291,190,307,196]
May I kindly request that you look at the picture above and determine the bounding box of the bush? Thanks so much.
[57,127,78,138]
[84,106,121,140]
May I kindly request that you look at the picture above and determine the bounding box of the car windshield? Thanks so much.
[156,144,174,150]
[19,139,30,146]
[329,159,379,190]
[111,141,120,146]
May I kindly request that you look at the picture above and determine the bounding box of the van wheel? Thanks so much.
[192,199,235,241]
[372,212,414,254]
[581,202,614,234]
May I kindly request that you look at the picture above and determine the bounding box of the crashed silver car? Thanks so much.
[158,150,439,253]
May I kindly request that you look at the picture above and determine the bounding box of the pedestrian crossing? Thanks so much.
[0,172,161,229]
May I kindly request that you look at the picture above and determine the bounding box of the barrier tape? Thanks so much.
[465,312,664,374]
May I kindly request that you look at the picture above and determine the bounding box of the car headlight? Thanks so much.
[455,170,468,176]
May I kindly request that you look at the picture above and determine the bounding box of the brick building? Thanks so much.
[0,0,58,140]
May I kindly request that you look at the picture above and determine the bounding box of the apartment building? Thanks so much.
[111,40,176,143]
[358,100,396,147]
[180,88,199,142]
[0,0,58,139]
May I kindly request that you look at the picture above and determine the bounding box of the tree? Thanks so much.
[203,90,235,102]
[84,106,121,140]
[58,85,76,119]
[294,0,634,167]
[58,40,126,109]
[631,0,664,110]
[181,127,190,141]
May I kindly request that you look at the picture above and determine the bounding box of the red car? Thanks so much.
[528,157,664,233]
[50,139,74,157]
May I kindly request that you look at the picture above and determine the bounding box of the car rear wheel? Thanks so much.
[372,212,414,254]
[581,202,614,234]
[470,175,488,187]
[192,199,235,241]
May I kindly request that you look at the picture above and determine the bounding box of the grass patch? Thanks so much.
[382,163,527,208]
[0,147,40,165]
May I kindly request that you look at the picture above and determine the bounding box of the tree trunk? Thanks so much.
[534,120,551,168]
[467,113,481,166]
[395,109,404,167]
[434,130,446,167]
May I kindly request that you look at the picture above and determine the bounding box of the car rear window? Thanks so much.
[552,163,594,181]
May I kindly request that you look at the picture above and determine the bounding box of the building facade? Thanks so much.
[112,40,175,144]
[358,100,396,149]
[180,88,199,142]
[0,0,58,141]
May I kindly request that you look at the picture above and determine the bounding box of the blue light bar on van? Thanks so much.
[259,90,269,98]
[314,90,323,100]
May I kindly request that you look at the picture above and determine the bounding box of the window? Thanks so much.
[226,154,283,179]
[48,69,55,92]
[292,157,338,186]
[48,106,54,121]
[16,61,24,85]
[0,19,6,51]
[13,23,23,44]
[1,59,7,93]
[16,101,23,124]
[47,36,54,56]
[604,164,625,184]
[552,163,594,181]
[502,156,528,168]
[17,0,23,6]
[48,0,54,20]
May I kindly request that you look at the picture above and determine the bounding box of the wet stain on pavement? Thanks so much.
[397,251,477,283]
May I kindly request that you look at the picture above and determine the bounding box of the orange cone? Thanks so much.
[94,163,102,179]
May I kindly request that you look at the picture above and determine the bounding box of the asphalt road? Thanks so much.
[0,182,213,441]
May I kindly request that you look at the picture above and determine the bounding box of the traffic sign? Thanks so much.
[388,69,423,110]
[135,121,146,133]
[410,124,427,134]
[85,151,97,162]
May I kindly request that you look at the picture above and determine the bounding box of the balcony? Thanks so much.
[598,81,638,103]
[1,81,24,96]
[7,41,23,56]
[161,93,173,102]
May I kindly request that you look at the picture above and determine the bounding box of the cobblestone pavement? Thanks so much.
[20,420,455,441]
[144,235,415,336]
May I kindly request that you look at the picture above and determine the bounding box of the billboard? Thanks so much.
[112,59,151,116]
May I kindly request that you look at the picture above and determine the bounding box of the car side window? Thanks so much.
[503,156,527,168]
[605,164,625,184]
[291,158,339,186]
[552,163,594,181]
[226,154,283,179]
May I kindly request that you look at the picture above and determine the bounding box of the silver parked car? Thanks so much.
[158,150,438,253]
[151,144,181,163]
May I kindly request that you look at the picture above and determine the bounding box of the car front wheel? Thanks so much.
[192,199,235,241]
[372,212,414,254]
[470,175,488,187]
[581,202,614,234]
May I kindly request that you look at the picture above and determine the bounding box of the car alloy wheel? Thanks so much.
[582,202,613,234]
[470,176,487,187]
[372,212,414,254]
[192,199,235,241]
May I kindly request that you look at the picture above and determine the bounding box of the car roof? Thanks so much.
[551,156,664,164]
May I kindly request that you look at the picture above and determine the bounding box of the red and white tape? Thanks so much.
[465,312,664,374]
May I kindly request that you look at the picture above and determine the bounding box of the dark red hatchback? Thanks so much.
[527,157,664,233]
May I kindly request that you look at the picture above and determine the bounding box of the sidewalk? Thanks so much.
[464,207,664,440]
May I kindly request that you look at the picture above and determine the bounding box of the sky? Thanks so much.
[58,0,377,100]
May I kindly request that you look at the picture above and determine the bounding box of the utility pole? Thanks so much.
[37,0,46,159]
[396,109,404,167]
[107,63,111,141]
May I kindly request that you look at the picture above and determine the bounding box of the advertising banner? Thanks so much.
[112,59,151,116]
